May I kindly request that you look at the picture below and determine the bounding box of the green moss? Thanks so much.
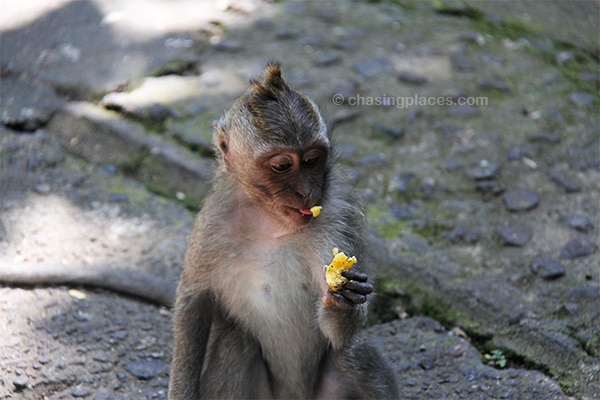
[455,3,599,100]
[472,16,539,41]
[418,293,472,328]
[360,0,420,10]
[557,379,573,395]
[378,221,407,240]
[553,53,600,100]
[411,219,454,240]
[168,112,219,157]
[382,0,420,11]
[178,196,204,212]
[119,147,151,175]
[104,176,150,205]
[143,181,202,212]
[412,204,455,240]
[366,205,406,239]
[587,330,600,358]
[369,289,406,324]
[365,205,388,221]
[379,277,479,331]
[433,1,484,20]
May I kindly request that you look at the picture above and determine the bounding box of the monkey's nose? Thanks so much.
[295,186,311,200]
[296,191,308,200]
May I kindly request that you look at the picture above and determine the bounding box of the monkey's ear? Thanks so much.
[213,120,230,159]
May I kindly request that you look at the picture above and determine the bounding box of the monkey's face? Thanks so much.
[249,147,328,226]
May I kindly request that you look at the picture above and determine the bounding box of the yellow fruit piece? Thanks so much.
[310,206,323,217]
[325,248,357,291]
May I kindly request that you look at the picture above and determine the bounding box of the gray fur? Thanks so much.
[169,63,399,399]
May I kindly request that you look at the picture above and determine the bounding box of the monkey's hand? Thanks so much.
[322,269,373,309]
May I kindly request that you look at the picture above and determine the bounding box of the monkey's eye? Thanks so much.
[302,149,323,168]
[302,156,319,168]
[270,155,293,173]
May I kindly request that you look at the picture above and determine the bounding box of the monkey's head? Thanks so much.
[214,62,331,226]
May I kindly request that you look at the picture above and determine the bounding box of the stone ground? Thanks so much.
[1,1,598,399]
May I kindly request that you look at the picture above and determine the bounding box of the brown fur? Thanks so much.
[168,63,398,399]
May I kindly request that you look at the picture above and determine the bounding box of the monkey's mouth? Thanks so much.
[282,207,315,223]
[280,206,319,224]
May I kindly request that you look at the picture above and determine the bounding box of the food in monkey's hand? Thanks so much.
[310,206,323,217]
[325,248,357,291]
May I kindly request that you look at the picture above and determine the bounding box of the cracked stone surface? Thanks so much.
[1,1,598,399]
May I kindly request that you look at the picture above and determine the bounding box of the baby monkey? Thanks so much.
[168,62,398,399]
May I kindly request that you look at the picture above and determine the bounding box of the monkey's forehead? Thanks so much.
[257,126,329,146]
[252,137,330,158]
[224,83,330,153]
[250,104,325,138]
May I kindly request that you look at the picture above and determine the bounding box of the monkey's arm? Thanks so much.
[314,181,375,349]
[0,262,176,306]
[317,267,373,350]
[169,287,214,400]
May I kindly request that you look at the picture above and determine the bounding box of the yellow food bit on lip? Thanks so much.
[310,206,323,217]
[325,248,357,291]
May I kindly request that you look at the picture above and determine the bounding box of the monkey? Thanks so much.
[168,62,399,399]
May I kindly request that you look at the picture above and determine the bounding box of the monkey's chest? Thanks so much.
[223,248,321,325]
[218,246,327,353]
[212,244,329,396]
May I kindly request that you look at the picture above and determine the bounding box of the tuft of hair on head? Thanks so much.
[245,61,328,149]
[249,61,290,101]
